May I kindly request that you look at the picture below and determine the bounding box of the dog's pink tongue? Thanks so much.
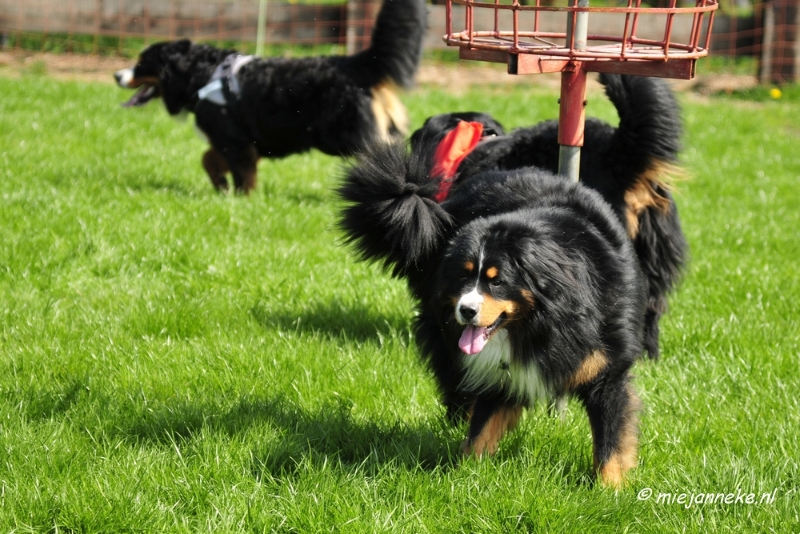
[459,325,488,355]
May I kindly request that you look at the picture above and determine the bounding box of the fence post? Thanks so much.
[94,0,101,54]
[346,0,376,55]
[759,0,798,84]
[256,0,267,56]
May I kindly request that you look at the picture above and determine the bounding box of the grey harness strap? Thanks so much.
[197,54,255,106]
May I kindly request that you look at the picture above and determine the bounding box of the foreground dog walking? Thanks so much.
[339,139,648,487]
[115,0,427,193]
[409,74,688,360]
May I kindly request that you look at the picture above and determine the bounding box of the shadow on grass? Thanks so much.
[249,298,412,344]
[117,176,202,197]
[124,393,458,478]
[15,376,89,422]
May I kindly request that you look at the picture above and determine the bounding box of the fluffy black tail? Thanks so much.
[353,0,427,89]
[600,73,687,360]
[338,142,452,278]
[600,73,682,173]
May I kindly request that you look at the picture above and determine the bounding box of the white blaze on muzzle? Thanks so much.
[455,287,484,325]
[115,68,134,88]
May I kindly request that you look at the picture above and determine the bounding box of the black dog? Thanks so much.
[409,74,687,360]
[338,142,647,487]
[115,0,426,193]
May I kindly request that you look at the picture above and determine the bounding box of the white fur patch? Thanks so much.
[115,68,134,88]
[460,329,550,404]
[455,287,484,324]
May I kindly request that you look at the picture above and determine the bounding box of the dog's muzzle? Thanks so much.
[114,68,134,88]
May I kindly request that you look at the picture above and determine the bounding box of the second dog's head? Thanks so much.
[114,39,226,115]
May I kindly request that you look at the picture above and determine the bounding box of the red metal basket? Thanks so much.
[444,0,719,79]
[442,0,719,180]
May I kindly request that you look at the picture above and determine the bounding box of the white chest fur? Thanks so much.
[459,329,550,404]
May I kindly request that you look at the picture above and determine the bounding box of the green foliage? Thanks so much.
[0,73,798,532]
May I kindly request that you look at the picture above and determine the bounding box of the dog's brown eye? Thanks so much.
[490,279,503,287]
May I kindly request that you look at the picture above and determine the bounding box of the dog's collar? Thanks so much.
[197,53,255,106]
[430,121,485,203]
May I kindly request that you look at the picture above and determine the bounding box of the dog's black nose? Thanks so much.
[459,305,477,321]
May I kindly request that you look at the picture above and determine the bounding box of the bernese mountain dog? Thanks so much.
[114,0,427,193]
[338,140,648,487]
[409,74,688,361]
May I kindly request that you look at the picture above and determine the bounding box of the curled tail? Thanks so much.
[338,142,453,278]
[600,73,682,172]
[355,0,427,89]
[601,73,687,360]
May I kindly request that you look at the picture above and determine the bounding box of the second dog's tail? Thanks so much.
[600,73,682,176]
[600,73,687,361]
[353,0,427,89]
[338,142,453,278]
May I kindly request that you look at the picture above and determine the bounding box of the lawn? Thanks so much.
[0,67,798,532]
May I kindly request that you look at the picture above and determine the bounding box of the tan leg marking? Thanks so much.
[461,405,523,457]
[596,387,641,488]
[202,147,230,191]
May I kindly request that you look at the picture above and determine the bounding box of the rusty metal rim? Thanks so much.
[448,0,719,15]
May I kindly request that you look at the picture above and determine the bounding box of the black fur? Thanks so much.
[339,142,646,486]
[408,74,688,359]
[115,0,427,193]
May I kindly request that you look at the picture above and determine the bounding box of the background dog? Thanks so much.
[409,74,688,360]
[115,0,427,193]
[339,143,647,487]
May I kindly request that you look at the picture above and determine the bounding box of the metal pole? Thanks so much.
[558,0,589,182]
[256,0,267,57]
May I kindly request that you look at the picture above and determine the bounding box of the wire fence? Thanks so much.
[710,1,798,82]
[0,0,378,56]
[0,0,797,82]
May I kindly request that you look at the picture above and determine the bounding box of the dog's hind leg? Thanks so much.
[461,394,523,457]
[582,377,640,488]
[202,147,230,192]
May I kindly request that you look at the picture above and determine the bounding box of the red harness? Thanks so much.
[430,121,484,203]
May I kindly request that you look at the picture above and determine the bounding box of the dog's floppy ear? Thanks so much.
[514,235,584,298]
[159,40,193,115]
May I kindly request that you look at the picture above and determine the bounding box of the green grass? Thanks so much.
[1,69,799,532]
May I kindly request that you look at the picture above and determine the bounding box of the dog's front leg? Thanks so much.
[461,395,522,457]
[227,145,259,194]
[582,375,640,488]
[202,147,230,192]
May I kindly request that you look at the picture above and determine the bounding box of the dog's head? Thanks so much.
[114,39,194,114]
[438,220,540,356]
[409,112,506,172]
[438,211,595,357]
[410,112,505,150]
